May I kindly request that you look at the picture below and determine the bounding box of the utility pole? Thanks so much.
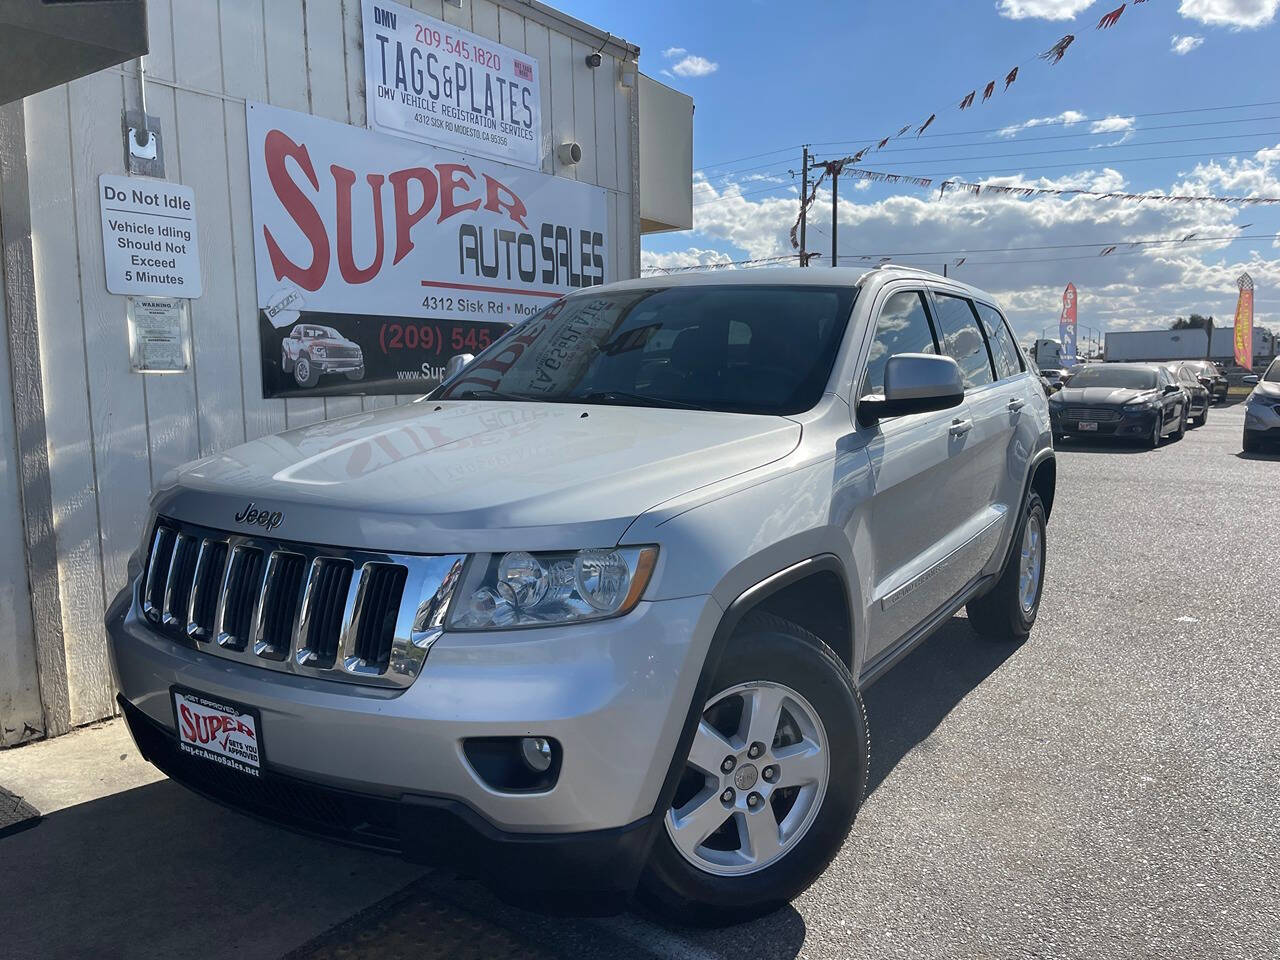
[799,146,809,267]
[828,160,842,267]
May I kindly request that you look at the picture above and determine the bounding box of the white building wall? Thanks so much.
[0,248,44,745]
[16,0,640,731]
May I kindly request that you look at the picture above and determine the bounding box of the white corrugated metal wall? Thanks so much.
[12,0,639,736]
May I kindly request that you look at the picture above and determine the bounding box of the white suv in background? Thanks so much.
[108,266,1055,925]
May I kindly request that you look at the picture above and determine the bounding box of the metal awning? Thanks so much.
[1,0,147,105]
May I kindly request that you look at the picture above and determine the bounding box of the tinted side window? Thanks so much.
[932,293,994,388]
[861,290,937,396]
[974,302,1022,380]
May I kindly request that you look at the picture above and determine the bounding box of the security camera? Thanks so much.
[585,52,602,68]
[557,142,583,166]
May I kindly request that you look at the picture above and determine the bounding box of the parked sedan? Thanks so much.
[1049,362,1188,448]
[1164,362,1210,427]
[1242,356,1280,452]
[1180,359,1229,404]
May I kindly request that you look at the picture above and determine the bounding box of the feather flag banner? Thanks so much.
[1097,4,1125,29]
[1039,35,1075,64]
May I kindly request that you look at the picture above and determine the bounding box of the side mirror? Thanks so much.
[1243,374,1259,385]
[444,353,475,380]
[1162,384,1181,395]
[858,353,965,426]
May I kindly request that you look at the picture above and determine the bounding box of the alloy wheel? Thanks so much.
[1018,511,1044,614]
[665,681,829,877]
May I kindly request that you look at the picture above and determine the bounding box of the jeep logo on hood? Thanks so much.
[234,502,284,531]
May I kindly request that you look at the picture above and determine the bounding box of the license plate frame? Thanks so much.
[1078,421,1099,431]
[170,686,265,777]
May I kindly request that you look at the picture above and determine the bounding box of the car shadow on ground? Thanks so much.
[1237,449,1280,461]
[862,615,1021,797]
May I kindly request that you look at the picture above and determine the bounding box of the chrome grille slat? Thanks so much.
[135,517,463,689]
[1064,407,1122,422]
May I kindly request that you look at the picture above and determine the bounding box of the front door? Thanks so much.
[852,286,982,663]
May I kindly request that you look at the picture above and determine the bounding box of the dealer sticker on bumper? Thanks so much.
[172,688,263,777]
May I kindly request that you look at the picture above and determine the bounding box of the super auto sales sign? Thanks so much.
[246,102,609,397]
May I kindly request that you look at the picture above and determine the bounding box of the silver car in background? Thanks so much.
[1242,357,1280,452]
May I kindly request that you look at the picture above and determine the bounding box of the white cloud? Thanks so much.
[1170,34,1205,54]
[1091,115,1135,135]
[998,110,1088,138]
[651,143,1280,341]
[662,47,687,58]
[670,55,719,78]
[996,0,1096,19]
[641,246,734,272]
[1178,0,1279,28]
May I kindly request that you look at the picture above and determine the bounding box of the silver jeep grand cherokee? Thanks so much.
[108,266,1054,925]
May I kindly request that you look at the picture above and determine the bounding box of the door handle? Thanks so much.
[949,418,973,437]
[1007,397,1026,412]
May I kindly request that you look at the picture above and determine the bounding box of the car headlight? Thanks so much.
[447,546,659,630]
[312,346,326,358]
[1125,394,1160,408]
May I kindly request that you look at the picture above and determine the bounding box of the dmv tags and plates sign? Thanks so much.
[172,689,263,777]
[361,0,542,169]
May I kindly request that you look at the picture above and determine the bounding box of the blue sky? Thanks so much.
[557,0,1280,344]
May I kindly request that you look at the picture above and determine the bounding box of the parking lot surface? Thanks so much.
[3,403,1277,959]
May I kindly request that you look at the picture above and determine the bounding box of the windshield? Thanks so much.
[1265,358,1280,383]
[1068,365,1157,390]
[432,285,857,415]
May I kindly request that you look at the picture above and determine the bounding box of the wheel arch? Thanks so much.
[643,556,857,852]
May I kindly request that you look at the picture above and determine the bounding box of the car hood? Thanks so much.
[1055,386,1156,405]
[1253,381,1280,400]
[154,400,802,553]
[314,336,357,348]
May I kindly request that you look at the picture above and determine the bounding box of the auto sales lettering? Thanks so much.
[361,0,542,169]
[246,102,607,322]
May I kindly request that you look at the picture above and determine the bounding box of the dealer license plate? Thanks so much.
[171,688,263,777]
[1078,421,1098,431]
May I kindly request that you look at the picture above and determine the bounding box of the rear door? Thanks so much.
[852,286,978,662]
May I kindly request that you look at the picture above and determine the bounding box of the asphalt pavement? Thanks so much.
[3,401,1277,959]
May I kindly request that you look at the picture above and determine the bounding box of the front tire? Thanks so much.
[966,490,1046,643]
[345,366,365,382]
[638,612,868,927]
[1145,413,1163,449]
[293,355,320,388]
[1171,408,1187,441]
[1193,405,1208,427]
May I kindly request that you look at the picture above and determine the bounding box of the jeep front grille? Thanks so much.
[139,518,464,688]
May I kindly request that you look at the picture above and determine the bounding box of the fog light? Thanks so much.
[520,736,553,773]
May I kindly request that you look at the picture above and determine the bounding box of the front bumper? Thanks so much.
[1244,399,1280,440]
[314,356,362,373]
[108,585,721,841]
[1051,406,1156,438]
[118,695,651,905]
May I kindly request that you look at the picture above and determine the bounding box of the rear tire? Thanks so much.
[966,490,1046,644]
[638,612,868,927]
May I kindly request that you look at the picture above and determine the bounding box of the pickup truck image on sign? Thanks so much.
[108,266,1056,926]
[281,323,364,387]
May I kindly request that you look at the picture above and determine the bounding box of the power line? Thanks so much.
[643,232,1279,274]
[705,127,1280,186]
[695,99,1280,174]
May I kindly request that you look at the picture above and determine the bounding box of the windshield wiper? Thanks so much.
[449,389,531,401]
[572,391,703,410]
